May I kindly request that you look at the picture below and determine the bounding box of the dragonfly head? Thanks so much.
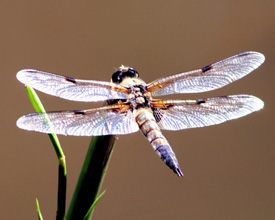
[112,65,139,83]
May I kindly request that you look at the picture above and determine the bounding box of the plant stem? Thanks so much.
[26,86,67,220]
[66,135,116,220]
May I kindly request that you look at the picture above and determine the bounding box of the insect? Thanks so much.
[16,51,265,177]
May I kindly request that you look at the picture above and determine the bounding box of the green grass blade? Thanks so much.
[26,86,66,220]
[66,135,116,220]
[83,191,106,220]
[56,157,67,220]
[36,199,43,220]
[26,86,64,159]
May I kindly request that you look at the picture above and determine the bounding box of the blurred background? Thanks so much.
[1,1,274,219]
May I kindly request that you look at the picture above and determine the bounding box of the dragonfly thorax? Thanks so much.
[128,85,151,109]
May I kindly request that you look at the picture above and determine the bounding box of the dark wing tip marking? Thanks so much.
[23,112,40,117]
[65,76,76,83]
[201,64,213,73]
[238,51,259,56]
[24,69,38,73]
[238,51,251,56]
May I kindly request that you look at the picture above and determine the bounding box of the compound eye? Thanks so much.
[128,68,139,77]
[111,70,123,83]
[112,66,139,83]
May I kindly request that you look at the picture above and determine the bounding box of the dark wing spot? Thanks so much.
[197,99,206,104]
[152,108,164,123]
[107,99,128,105]
[65,77,76,83]
[73,110,85,115]
[201,64,213,73]
[152,104,174,122]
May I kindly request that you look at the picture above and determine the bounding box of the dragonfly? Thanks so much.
[16,51,265,177]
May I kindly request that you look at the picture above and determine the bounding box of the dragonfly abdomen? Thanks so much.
[136,109,183,177]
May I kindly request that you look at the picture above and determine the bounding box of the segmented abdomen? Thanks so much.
[135,108,183,177]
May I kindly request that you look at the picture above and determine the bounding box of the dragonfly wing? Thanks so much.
[147,52,265,96]
[17,69,129,102]
[16,105,139,136]
[152,95,264,130]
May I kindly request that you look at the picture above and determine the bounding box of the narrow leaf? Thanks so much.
[26,86,64,159]
[36,199,43,220]
[27,86,67,220]
[66,135,116,220]
[83,191,106,220]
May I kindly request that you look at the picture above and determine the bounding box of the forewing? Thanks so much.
[147,52,265,96]
[17,69,129,102]
[16,105,139,136]
[152,95,264,130]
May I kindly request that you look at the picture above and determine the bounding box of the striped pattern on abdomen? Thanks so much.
[135,108,183,177]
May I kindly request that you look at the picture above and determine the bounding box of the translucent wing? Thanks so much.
[152,95,264,130]
[16,105,139,136]
[147,52,265,96]
[17,69,129,102]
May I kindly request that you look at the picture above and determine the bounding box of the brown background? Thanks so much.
[1,1,274,220]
